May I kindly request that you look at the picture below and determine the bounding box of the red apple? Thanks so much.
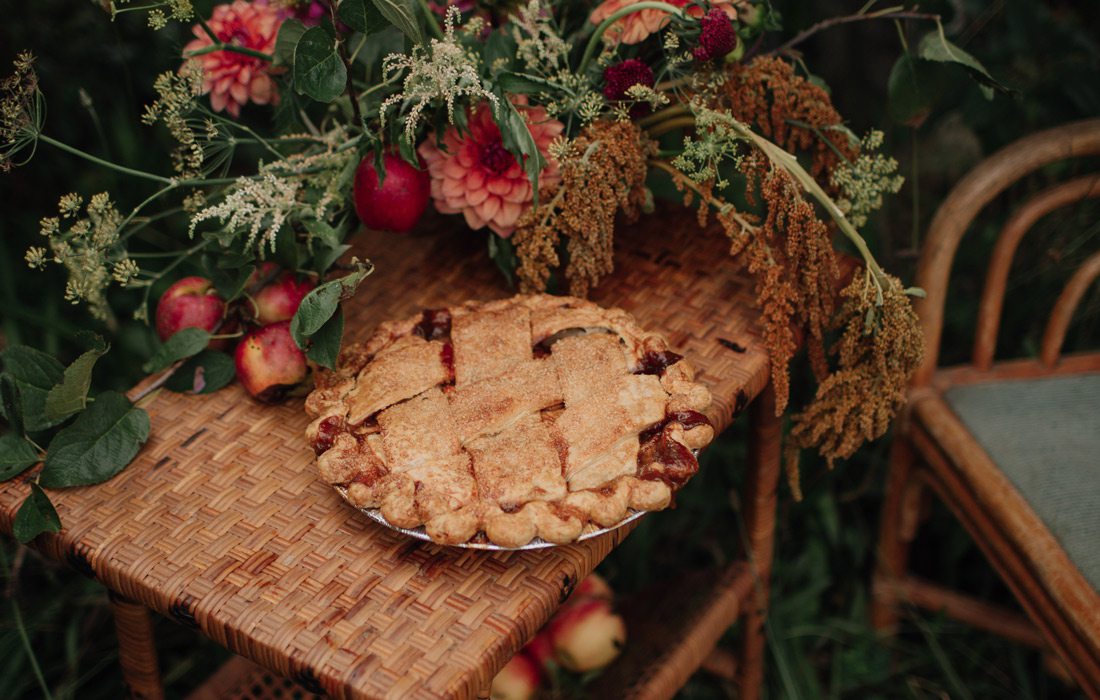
[490,653,541,700]
[155,276,227,342]
[234,321,308,401]
[352,151,430,233]
[252,270,315,325]
[547,598,626,673]
[521,631,555,672]
[566,573,613,607]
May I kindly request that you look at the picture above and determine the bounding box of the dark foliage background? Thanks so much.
[1,1,1098,697]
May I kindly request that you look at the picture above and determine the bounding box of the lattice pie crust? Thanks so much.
[305,295,714,547]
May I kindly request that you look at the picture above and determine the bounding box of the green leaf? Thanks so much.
[44,337,109,422]
[495,72,557,95]
[488,234,517,288]
[274,18,308,66]
[493,92,545,206]
[210,262,255,301]
[886,54,948,128]
[0,433,39,480]
[305,307,345,369]
[305,218,352,273]
[305,218,343,250]
[143,327,211,374]
[290,260,374,349]
[202,250,256,301]
[13,484,61,543]
[40,391,150,489]
[1,373,23,437]
[315,244,352,275]
[216,252,257,269]
[0,346,66,432]
[201,228,239,247]
[165,351,236,395]
[917,29,1008,98]
[338,0,388,35]
[368,0,423,45]
[482,31,518,73]
[293,26,348,103]
[273,223,301,273]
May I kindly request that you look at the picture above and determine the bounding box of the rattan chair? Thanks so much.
[870,119,1100,695]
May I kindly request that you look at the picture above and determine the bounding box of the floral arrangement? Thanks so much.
[0,0,1000,534]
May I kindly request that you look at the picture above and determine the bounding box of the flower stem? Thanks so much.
[37,134,173,184]
[184,43,275,62]
[577,1,685,75]
[654,75,691,93]
[649,159,759,236]
[727,119,889,299]
[118,184,179,238]
[189,15,274,61]
[645,114,696,138]
[770,9,940,57]
[638,103,691,128]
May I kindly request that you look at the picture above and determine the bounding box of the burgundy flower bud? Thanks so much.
[693,8,737,62]
[602,58,655,103]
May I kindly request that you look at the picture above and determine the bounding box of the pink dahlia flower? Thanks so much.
[183,1,282,118]
[589,0,738,46]
[418,102,564,238]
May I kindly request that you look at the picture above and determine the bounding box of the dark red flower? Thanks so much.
[602,59,655,103]
[693,8,737,62]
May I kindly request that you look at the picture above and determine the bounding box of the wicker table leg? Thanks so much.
[476,676,493,699]
[737,384,781,700]
[108,591,165,700]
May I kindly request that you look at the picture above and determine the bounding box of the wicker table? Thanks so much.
[0,208,780,700]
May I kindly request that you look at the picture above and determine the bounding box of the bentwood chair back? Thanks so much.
[870,119,1100,696]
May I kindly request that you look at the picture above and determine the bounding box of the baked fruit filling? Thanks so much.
[305,294,714,547]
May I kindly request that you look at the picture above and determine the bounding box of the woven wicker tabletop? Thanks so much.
[0,207,769,699]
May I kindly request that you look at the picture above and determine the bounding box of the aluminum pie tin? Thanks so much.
[333,450,698,551]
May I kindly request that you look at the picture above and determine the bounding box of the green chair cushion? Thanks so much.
[943,373,1100,592]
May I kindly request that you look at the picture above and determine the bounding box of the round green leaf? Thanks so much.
[293,26,347,104]
[0,432,39,480]
[304,307,345,369]
[13,484,61,543]
[143,327,212,374]
[0,346,66,432]
[45,340,110,422]
[165,351,236,395]
[290,262,374,349]
[40,391,151,488]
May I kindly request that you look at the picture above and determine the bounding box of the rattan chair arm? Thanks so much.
[973,176,1100,370]
[913,119,1100,386]
[1041,249,1100,367]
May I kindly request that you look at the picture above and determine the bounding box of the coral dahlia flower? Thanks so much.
[589,0,738,46]
[183,0,282,118]
[418,102,563,238]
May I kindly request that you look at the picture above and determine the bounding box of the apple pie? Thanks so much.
[304,294,714,547]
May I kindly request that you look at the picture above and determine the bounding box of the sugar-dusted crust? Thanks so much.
[306,294,714,547]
